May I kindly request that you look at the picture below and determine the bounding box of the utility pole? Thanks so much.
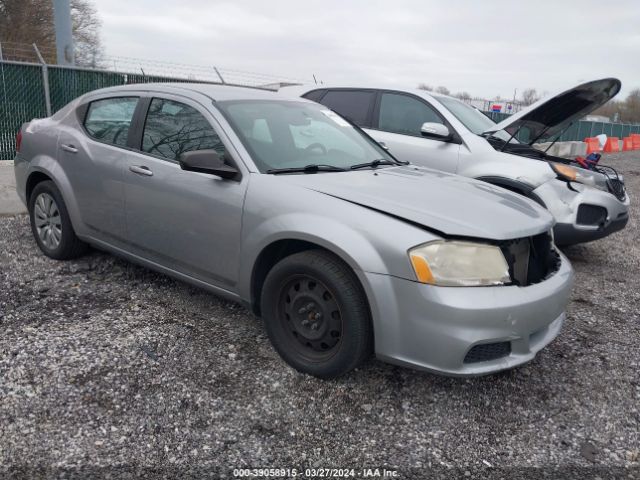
[52,0,75,65]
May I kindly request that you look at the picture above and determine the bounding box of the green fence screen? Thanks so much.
[2,60,640,160]
[0,62,48,159]
[0,61,221,159]
[483,110,640,143]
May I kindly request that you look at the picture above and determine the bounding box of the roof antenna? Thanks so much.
[313,74,318,85]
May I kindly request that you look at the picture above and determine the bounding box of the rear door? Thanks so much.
[316,89,376,127]
[57,95,139,243]
[369,92,460,173]
[122,94,247,290]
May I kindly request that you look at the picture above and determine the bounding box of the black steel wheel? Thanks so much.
[261,250,373,378]
[278,274,343,361]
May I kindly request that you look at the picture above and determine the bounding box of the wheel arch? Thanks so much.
[24,161,84,235]
[249,238,369,317]
[476,176,546,207]
[25,170,54,203]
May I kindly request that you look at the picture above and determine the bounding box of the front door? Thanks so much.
[368,92,460,173]
[123,96,247,290]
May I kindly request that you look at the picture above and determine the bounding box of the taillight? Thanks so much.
[16,130,23,153]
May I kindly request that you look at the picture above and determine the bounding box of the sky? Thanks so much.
[92,0,640,100]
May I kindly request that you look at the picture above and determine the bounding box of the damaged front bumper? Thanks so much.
[533,178,630,245]
[363,251,574,376]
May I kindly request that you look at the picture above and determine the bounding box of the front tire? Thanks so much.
[29,180,88,260]
[261,250,373,378]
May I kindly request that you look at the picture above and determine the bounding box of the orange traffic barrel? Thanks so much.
[584,137,601,155]
[623,137,635,151]
[603,137,620,152]
[631,134,640,150]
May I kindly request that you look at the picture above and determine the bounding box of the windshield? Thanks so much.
[216,100,394,173]
[435,96,515,143]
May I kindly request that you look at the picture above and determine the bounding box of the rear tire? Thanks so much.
[28,180,88,260]
[261,250,373,378]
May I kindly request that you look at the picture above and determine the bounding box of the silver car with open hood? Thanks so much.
[14,83,573,378]
[285,78,629,245]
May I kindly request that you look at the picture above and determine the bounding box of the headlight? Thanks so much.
[409,240,511,286]
[550,163,608,191]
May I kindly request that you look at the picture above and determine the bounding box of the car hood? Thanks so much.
[278,166,553,240]
[483,78,621,144]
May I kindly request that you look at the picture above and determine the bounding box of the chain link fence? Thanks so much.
[0,44,304,160]
[0,61,221,159]
[0,62,49,159]
[3,43,640,159]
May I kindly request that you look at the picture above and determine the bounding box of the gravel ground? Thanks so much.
[1,153,639,479]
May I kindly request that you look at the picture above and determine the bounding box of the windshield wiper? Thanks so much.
[349,159,400,170]
[266,164,347,174]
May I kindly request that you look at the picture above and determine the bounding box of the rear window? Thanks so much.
[84,97,138,146]
[318,90,375,126]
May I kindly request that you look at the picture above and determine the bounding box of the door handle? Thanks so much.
[60,143,78,153]
[129,165,153,177]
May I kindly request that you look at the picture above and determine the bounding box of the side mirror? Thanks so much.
[179,150,239,180]
[420,122,452,141]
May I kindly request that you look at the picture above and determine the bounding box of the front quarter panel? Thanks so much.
[237,173,440,302]
[457,141,557,188]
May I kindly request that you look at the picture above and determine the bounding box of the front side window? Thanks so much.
[142,98,226,161]
[84,97,138,146]
[216,100,392,173]
[318,90,375,126]
[378,93,443,136]
[435,96,515,142]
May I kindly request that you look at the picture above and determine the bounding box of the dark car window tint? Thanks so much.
[378,93,443,136]
[319,90,374,126]
[302,89,326,102]
[84,97,138,146]
[142,98,226,161]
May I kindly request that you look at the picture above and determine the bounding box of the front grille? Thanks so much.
[464,342,511,363]
[596,164,626,201]
[499,232,560,286]
[607,178,626,201]
[577,204,607,226]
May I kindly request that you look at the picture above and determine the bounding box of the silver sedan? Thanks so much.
[13,84,573,378]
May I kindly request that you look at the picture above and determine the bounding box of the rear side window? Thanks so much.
[84,97,138,146]
[302,89,326,102]
[318,90,375,126]
[378,93,443,136]
[142,98,226,161]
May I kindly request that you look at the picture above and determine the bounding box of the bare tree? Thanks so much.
[71,0,103,67]
[592,89,640,123]
[454,91,472,101]
[521,88,540,106]
[0,0,103,66]
[621,89,640,123]
[417,83,433,91]
[435,86,450,95]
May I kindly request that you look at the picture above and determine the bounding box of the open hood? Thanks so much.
[484,78,621,145]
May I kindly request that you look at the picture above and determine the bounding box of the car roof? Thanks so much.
[85,82,302,102]
[279,83,453,102]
